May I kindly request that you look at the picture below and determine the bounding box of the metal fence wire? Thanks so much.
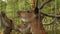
[0,0,60,34]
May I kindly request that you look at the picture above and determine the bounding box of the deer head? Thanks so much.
[17,10,36,23]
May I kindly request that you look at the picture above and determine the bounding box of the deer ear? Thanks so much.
[17,10,23,15]
[17,10,26,17]
[17,11,22,16]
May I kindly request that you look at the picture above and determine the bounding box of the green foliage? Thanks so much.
[0,0,60,34]
[0,0,6,11]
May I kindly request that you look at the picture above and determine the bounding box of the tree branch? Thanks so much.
[41,12,60,18]
[40,0,52,9]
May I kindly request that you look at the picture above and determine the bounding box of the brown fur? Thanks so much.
[17,10,46,34]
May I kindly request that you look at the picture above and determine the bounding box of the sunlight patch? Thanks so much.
[2,0,7,3]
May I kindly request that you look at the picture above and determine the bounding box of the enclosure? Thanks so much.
[0,0,60,34]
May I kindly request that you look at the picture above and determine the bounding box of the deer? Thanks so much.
[0,11,14,34]
[16,0,47,34]
[17,0,60,34]
[17,9,47,34]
